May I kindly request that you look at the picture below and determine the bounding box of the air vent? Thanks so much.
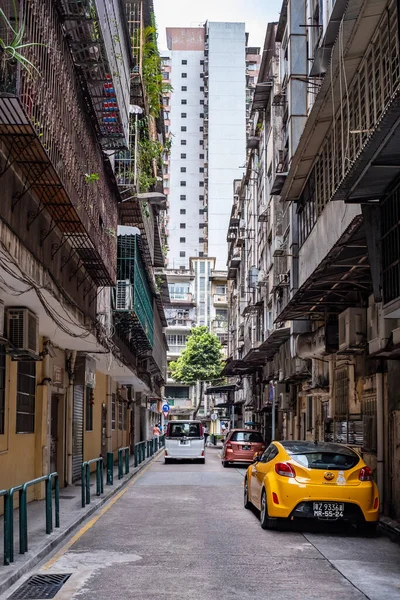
[115,280,133,311]
[8,573,72,599]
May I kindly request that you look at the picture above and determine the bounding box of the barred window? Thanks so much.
[118,398,123,430]
[335,367,349,419]
[112,393,116,430]
[85,385,93,431]
[0,345,5,435]
[16,362,36,434]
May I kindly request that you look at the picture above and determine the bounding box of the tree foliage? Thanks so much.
[169,326,224,385]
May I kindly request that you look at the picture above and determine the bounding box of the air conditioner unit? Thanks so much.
[7,308,39,356]
[257,269,266,285]
[278,273,288,285]
[115,280,133,311]
[279,393,290,410]
[367,298,396,354]
[338,307,366,351]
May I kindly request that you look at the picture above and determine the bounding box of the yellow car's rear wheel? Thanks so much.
[260,489,278,530]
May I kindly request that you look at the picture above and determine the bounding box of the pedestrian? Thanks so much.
[153,423,160,436]
[203,424,209,446]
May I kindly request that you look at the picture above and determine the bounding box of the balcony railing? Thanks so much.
[213,294,228,304]
[167,345,186,354]
[169,293,194,303]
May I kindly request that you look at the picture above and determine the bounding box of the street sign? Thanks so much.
[162,403,170,413]
[210,413,218,421]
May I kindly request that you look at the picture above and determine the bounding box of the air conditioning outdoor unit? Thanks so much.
[278,273,288,285]
[279,393,290,410]
[338,308,366,352]
[115,280,133,311]
[7,308,39,356]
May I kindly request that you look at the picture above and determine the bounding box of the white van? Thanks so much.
[164,420,205,464]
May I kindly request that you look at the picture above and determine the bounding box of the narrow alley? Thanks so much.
[4,449,400,600]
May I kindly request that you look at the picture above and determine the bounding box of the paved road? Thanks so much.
[4,448,400,600]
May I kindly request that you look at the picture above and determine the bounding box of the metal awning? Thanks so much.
[310,0,349,77]
[252,81,273,111]
[221,358,260,377]
[205,384,238,395]
[276,216,372,321]
[259,327,290,358]
[332,88,400,204]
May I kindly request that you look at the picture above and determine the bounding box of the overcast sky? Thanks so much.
[153,0,283,50]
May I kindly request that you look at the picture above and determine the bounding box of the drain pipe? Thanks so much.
[66,350,77,486]
[376,366,384,510]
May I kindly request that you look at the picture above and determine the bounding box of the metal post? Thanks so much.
[19,488,25,554]
[81,462,86,508]
[118,449,123,479]
[100,459,104,494]
[86,464,91,505]
[45,477,52,535]
[272,385,276,441]
[125,448,129,474]
[107,452,114,485]
[54,476,60,529]
[134,445,138,468]
[96,461,101,496]
[2,492,9,565]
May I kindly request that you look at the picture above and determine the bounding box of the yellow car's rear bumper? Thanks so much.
[266,479,379,522]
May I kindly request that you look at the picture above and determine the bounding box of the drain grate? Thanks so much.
[8,574,72,599]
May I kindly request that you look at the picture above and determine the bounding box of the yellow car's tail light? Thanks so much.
[359,466,373,481]
[272,492,279,504]
[275,462,296,478]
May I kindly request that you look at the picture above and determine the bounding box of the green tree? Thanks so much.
[169,326,224,417]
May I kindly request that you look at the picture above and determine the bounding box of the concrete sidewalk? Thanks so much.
[0,449,162,596]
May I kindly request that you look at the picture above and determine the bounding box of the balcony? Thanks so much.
[213,294,228,305]
[0,0,121,286]
[113,234,155,354]
[167,345,187,356]
[212,320,228,333]
[169,292,194,304]
[167,318,194,329]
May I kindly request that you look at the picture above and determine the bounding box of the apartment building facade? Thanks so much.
[225,0,400,520]
[0,0,168,501]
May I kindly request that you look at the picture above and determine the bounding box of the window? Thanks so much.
[181,85,187,91]
[168,422,201,438]
[199,209,204,215]
[199,140,204,146]
[180,223,186,229]
[230,431,263,443]
[16,362,36,434]
[259,444,279,463]
[200,60,204,65]
[199,195,204,200]
[180,251,186,257]
[180,237,186,243]
[200,73,204,78]
[180,209,186,214]
[200,113,204,118]
[199,252,204,257]
[199,167,204,173]
[199,223,205,229]
[180,181,186,186]
[180,194,186,200]
[111,393,116,430]
[181,126,187,132]
[199,153,204,159]
[199,126,203,132]
[200,86,204,91]
[199,237,204,243]
[216,285,227,295]
[86,385,93,431]
[0,345,5,435]
[200,100,204,105]
[162,71,169,79]
[181,140,187,145]
[181,167,186,173]
[118,398,123,430]
[181,113,187,118]
[181,99,187,105]
[286,443,360,471]
[182,73,187,78]
[181,153,186,159]
[199,181,204,187]
[182,59,187,65]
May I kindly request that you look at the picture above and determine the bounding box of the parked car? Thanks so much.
[222,429,265,467]
[244,441,379,534]
[164,420,205,464]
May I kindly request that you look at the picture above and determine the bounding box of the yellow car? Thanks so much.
[244,441,379,534]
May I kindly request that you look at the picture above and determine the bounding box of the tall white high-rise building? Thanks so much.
[162,23,246,271]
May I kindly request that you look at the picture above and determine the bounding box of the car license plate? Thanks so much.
[180,440,189,446]
[242,445,251,450]
[313,502,344,519]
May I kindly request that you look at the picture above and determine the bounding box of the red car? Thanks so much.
[222,429,265,467]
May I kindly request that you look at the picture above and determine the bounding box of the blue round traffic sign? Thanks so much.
[162,403,170,413]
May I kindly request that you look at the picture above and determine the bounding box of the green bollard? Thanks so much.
[81,462,86,508]
[96,461,101,496]
[118,450,123,479]
[107,452,114,485]
[45,477,52,535]
[3,493,9,565]
[86,464,91,504]
[125,448,129,474]
[134,445,138,468]
[54,476,60,528]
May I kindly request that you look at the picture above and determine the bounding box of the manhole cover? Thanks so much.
[8,574,72,599]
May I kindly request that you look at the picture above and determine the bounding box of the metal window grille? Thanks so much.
[85,385,93,432]
[335,367,349,419]
[123,404,127,430]
[16,362,36,434]
[299,0,399,246]
[382,180,400,303]
[118,398,123,430]
[111,393,116,430]
[0,345,5,435]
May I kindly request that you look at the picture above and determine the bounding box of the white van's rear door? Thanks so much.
[165,422,204,459]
